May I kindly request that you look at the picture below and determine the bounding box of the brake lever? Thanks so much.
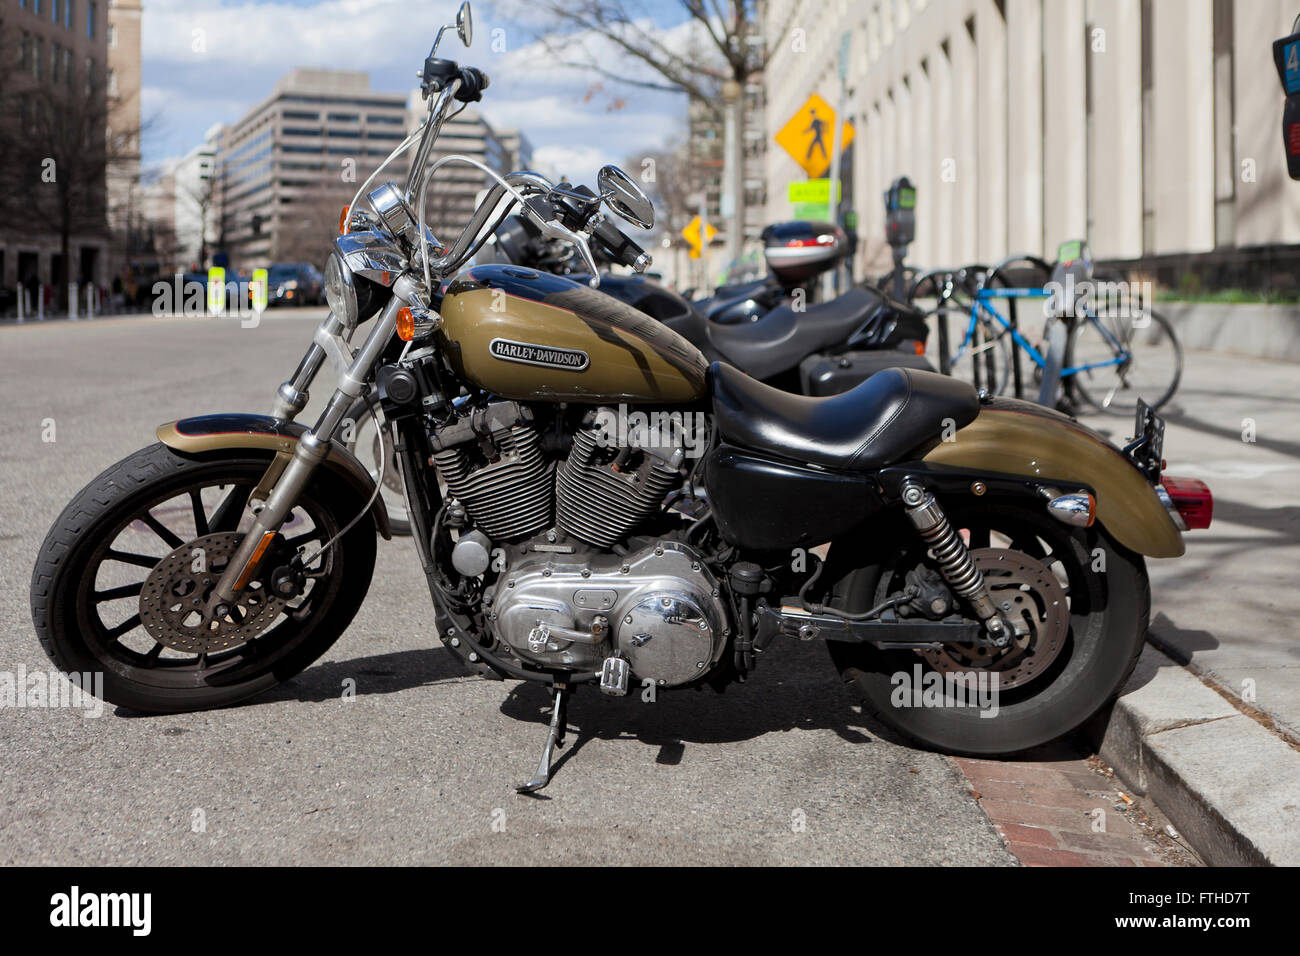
[531,215,600,287]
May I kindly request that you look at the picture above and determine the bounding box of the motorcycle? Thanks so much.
[489,207,935,396]
[31,3,1214,793]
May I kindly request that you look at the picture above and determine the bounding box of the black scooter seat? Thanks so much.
[706,287,883,380]
[709,361,979,471]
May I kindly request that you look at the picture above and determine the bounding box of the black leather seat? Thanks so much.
[709,362,980,471]
[706,287,884,380]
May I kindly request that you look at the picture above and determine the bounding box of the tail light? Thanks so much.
[1159,475,1213,531]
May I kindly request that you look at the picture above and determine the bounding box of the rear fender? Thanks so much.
[156,413,393,540]
[921,401,1183,558]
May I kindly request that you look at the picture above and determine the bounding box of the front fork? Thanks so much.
[207,276,420,612]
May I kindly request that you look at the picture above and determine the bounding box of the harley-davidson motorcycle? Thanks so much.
[31,4,1214,792]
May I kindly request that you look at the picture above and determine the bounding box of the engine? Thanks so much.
[489,540,728,686]
[431,401,729,688]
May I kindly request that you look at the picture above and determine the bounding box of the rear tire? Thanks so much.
[826,499,1148,755]
[31,443,376,713]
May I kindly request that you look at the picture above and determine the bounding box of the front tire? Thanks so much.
[31,443,376,713]
[827,499,1149,755]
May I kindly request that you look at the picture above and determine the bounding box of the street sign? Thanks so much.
[792,202,830,221]
[787,179,841,204]
[774,93,856,179]
[682,215,717,258]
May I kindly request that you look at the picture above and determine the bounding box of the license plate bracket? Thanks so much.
[1123,398,1165,483]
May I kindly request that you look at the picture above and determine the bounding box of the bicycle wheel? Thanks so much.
[1066,309,1182,415]
[945,312,1012,395]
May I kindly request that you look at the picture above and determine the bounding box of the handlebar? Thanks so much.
[591,217,650,272]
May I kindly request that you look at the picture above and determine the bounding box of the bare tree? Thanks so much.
[525,1,768,262]
[0,47,144,308]
[526,0,766,124]
[275,187,352,265]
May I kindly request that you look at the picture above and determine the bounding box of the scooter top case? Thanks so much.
[762,221,849,290]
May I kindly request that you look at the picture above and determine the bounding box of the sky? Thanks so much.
[140,0,707,183]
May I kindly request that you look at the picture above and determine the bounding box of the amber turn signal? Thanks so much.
[396,307,414,342]
[338,205,350,235]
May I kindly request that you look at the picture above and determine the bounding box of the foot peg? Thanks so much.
[516,683,569,794]
[598,655,629,696]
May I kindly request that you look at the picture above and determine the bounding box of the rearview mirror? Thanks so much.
[597,165,654,230]
[457,2,473,47]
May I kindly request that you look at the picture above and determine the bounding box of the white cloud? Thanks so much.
[141,1,701,204]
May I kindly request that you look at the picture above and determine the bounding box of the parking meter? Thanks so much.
[884,176,915,298]
[1040,239,1094,409]
[1273,22,1300,180]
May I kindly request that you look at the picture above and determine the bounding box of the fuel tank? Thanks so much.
[438,265,709,403]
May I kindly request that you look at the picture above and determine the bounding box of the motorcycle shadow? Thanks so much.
[498,640,886,783]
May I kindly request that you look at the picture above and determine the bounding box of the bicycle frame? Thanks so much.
[952,287,1131,384]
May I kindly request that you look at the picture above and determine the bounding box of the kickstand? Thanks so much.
[516,682,569,794]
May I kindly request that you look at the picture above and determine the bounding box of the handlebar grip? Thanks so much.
[592,217,651,273]
[455,67,489,102]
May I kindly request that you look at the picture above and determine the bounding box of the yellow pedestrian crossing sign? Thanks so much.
[774,93,856,179]
[682,215,717,258]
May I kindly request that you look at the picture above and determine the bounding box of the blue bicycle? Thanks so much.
[938,247,1183,415]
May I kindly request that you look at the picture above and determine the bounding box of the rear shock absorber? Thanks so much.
[900,482,1010,647]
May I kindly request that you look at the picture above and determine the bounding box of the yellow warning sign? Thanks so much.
[774,93,856,179]
[682,215,718,258]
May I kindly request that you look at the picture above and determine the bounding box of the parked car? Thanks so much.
[267,263,324,307]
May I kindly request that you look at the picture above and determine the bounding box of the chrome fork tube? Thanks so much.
[269,312,347,421]
[210,282,415,609]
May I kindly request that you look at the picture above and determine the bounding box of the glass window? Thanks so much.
[86,1,95,39]
[65,0,72,28]
[109,24,116,48]
[51,0,59,24]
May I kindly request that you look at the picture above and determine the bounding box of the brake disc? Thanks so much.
[918,548,1069,691]
[138,532,287,654]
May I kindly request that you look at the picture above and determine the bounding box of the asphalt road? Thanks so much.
[0,311,1014,865]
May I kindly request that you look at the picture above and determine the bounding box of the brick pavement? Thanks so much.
[951,739,1199,867]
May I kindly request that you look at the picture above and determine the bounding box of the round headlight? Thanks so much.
[324,251,359,330]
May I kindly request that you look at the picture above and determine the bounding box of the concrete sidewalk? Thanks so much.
[1077,348,1300,865]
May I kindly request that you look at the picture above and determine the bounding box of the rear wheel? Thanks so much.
[826,499,1148,754]
[31,443,376,713]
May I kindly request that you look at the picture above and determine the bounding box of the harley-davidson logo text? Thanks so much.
[489,338,590,371]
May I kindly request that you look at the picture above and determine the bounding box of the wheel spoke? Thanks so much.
[106,613,142,641]
[210,484,252,533]
[283,529,324,551]
[139,511,184,549]
[190,490,211,537]
[94,581,144,602]
[105,549,161,569]
[142,643,164,665]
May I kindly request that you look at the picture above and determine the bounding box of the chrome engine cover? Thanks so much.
[489,540,728,686]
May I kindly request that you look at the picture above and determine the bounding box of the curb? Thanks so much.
[1086,645,1300,866]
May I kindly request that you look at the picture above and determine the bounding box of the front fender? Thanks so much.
[923,399,1184,558]
[156,413,393,540]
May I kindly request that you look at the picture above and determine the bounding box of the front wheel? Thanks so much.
[30,443,376,713]
[827,499,1149,755]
